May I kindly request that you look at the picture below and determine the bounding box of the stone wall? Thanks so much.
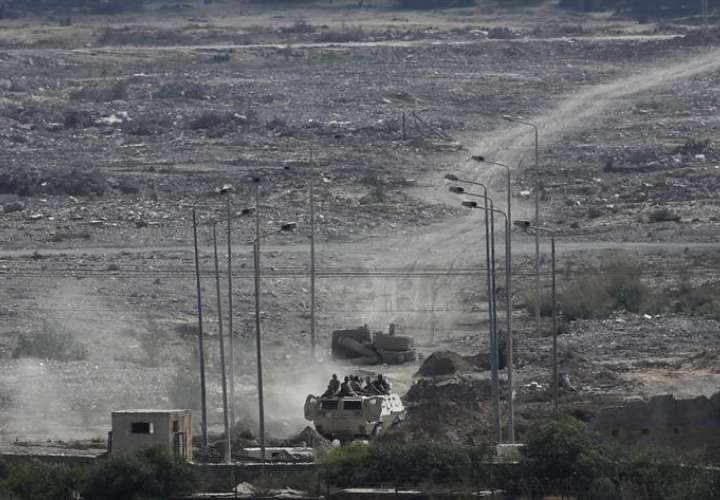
[591,393,720,457]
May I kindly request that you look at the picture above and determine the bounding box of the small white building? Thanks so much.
[110,409,192,461]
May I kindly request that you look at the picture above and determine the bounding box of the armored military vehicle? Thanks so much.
[304,392,406,442]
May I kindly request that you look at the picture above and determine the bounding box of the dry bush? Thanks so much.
[122,114,173,136]
[69,80,128,102]
[187,110,255,131]
[674,137,711,156]
[671,281,720,319]
[647,207,680,223]
[281,20,316,34]
[531,259,655,321]
[96,26,187,46]
[317,26,365,43]
[13,324,88,362]
[0,168,106,197]
[63,110,95,129]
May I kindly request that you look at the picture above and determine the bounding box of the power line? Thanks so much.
[0,267,715,280]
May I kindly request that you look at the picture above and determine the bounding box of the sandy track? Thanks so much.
[394,47,720,267]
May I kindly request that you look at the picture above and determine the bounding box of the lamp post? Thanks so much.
[462,192,515,443]
[446,175,497,349]
[212,222,232,463]
[191,208,209,450]
[251,177,266,463]
[514,220,558,417]
[469,156,514,444]
[448,180,501,442]
[503,116,541,354]
[225,192,236,427]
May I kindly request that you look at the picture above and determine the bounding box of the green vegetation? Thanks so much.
[0,460,84,500]
[83,447,197,500]
[671,280,720,319]
[528,259,656,322]
[530,257,720,323]
[319,418,720,499]
[0,447,197,500]
[320,442,494,489]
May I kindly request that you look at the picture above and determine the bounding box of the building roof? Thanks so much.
[112,409,191,414]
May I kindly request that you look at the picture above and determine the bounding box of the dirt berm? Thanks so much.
[416,350,490,377]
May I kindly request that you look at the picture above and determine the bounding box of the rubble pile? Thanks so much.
[398,376,504,443]
[416,350,474,377]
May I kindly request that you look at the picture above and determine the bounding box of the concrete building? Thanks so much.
[110,409,192,461]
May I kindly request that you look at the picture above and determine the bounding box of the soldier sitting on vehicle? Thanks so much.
[322,374,341,397]
[338,376,357,397]
[350,375,364,394]
[373,374,391,395]
[364,375,379,395]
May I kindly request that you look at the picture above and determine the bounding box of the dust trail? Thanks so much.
[0,280,158,442]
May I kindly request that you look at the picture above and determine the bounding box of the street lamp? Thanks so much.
[470,156,514,443]
[453,190,509,444]
[446,177,497,384]
[503,116,541,358]
[514,219,559,417]
[251,176,266,463]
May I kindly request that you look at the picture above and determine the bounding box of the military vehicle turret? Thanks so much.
[304,392,406,442]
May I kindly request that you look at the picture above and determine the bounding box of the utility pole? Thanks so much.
[488,202,502,444]
[226,194,236,426]
[533,126,540,362]
[192,209,208,450]
[253,180,266,464]
[213,223,231,464]
[551,235,558,417]
[309,174,317,359]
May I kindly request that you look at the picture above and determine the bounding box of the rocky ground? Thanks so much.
[1,0,720,453]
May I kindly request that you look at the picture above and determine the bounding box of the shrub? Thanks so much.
[63,109,95,128]
[674,138,710,156]
[534,258,654,322]
[647,207,680,223]
[520,416,607,495]
[316,26,365,43]
[121,114,172,136]
[69,80,128,102]
[13,325,88,361]
[605,259,650,313]
[82,447,197,500]
[188,110,242,130]
[0,460,84,500]
[320,442,491,488]
[0,168,106,197]
[281,20,315,34]
[672,281,720,319]
[117,177,140,194]
[559,276,614,321]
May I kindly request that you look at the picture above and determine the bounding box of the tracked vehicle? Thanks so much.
[304,392,406,442]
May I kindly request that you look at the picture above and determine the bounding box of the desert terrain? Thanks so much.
[1,0,719,455]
